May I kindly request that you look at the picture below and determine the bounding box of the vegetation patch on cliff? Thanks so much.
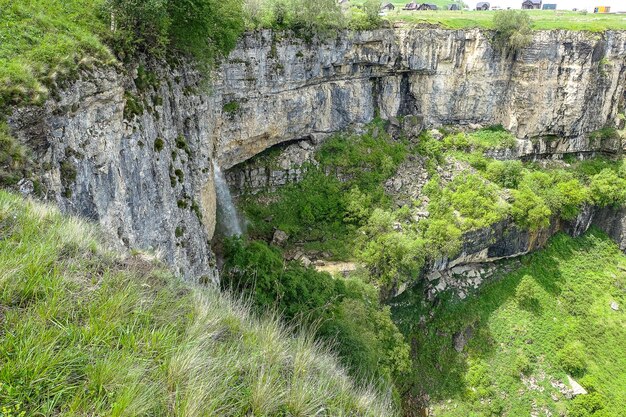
[392,229,626,416]
[240,122,626,291]
[0,190,397,416]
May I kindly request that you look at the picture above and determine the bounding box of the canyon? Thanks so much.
[8,27,626,283]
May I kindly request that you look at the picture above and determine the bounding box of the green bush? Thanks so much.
[510,186,552,231]
[348,0,383,30]
[511,352,532,377]
[589,168,626,207]
[442,127,517,152]
[493,10,533,52]
[356,209,426,287]
[485,160,523,189]
[589,127,619,142]
[568,392,607,417]
[557,341,587,377]
[244,0,345,39]
[428,174,507,231]
[515,275,541,310]
[103,0,244,62]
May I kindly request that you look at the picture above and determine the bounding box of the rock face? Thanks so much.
[216,29,626,168]
[400,205,626,299]
[9,64,220,282]
[7,28,626,280]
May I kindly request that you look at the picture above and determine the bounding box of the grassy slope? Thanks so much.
[0,0,112,110]
[392,230,626,416]
[383,9,626,31]
[0,190,396,417]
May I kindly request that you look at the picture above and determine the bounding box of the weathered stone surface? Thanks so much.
[272,229,289,246]
[6,28,626,281]
[9,63,219,282]
[215,29,626,168]
[567,376,588,397]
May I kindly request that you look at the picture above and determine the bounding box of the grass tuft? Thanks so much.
[0,190,397,416]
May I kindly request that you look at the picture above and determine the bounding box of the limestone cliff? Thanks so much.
[7,28,626,280]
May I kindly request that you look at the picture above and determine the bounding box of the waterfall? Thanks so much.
[213,162,242,237]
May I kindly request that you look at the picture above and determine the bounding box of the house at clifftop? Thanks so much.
[448,4,461,10]
[403,1,418,10]
[476,2,490,10]
[522,0,542,9]
[381,2,395,11]
[417,3,438,10]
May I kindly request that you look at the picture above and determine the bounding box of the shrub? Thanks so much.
[510,186,551,231]
[515,275,541,310]
[493,10,532,52]
[223,101,241,114]
[568,392,607,417]
[554,178,590,220]
[557,341,587,377]
[103,0,171,58]
[422,218,462,258]
[356,209,426,287]
[589,127,619,142]
[485,160,523,189]
[154,137,165,152]
[512,352,532,376]
[103,0,244,62]
[589,168,626,207]
[245,0,345,38]
[440,174,507,231]
[349,0,383,29]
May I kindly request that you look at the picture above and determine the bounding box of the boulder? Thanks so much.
[271,229,289,246]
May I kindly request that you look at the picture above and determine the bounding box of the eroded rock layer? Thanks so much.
[8,28,626,279]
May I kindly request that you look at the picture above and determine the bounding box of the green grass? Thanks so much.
[0,190,397,416]
[0,0,113,111]
[382,9,626,31]
[393,230,626,416]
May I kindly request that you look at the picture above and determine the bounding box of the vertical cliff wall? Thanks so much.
[7,28,626,280]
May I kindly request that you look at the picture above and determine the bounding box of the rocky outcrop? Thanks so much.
[9,64,220,282]
[405,205,626,299]
[216,29,626,168]
[7,28,626,280]
[225,138,317,196]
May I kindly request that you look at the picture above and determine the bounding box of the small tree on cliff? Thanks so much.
[492,10,532,53]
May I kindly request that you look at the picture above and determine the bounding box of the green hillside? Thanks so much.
[393,230,626,416]
[0,190,396,416]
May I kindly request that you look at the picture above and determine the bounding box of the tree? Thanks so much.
[492,10,532,52]
[356,209,426,287]
[510,186,551,230]
[486,160,523,189]
[103,0,244,62]
[589,168,626,207]
[168,0,245,63]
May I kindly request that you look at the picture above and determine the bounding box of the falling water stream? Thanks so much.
[213,162,242,237]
